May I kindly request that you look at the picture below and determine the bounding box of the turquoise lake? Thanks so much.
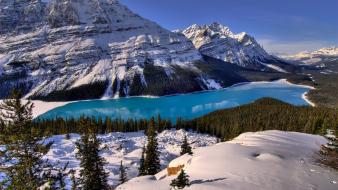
[38,81,311,121]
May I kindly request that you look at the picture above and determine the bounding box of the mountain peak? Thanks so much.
[182,23,273,68]
[208,22,233,37]
[234,31,248,39]
[184,23,233,39]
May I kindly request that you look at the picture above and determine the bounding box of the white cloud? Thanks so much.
[257,38,337,55]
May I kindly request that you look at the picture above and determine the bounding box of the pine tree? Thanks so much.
[76,120,109,190]
[118,160,128,185]
[157,114,163,132]
[144,117,161,175]
[70,169,78,190]
[180,135,193,156]
[0,90,53,189]
[170,169,191,189]
[138,146,146,176]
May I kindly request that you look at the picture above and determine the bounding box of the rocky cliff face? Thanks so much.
[0,0,46,34]
[0,0,209,100]
[182,23,277,69]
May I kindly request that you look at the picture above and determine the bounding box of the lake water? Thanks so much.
[38,80,311,121]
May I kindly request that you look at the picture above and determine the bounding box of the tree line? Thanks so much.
[31,98,338,141]
[180,98,338,140]
[32,115,173,137]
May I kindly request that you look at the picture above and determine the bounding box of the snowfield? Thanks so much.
[43,129,217,188]
[117,130,338,190]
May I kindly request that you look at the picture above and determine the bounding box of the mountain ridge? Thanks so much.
[181,22,279,69]
[282,47,338,64]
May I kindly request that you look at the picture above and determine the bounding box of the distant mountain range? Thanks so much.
[282,47,338,64]
[0,0,303,101]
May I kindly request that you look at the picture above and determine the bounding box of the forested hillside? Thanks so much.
[179,98,338,140]
[32,98,338,139]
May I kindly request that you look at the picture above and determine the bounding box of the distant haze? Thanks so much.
[121,0,338,54]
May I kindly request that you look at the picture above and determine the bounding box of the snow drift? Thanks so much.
[117,130,338,190]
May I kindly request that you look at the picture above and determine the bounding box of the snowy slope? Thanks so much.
[118,130,338,190]
[282,47,338,64]
[41,129,217,188]
[0,99,70,118]
[0,0,205,99]
[182,23,277,69]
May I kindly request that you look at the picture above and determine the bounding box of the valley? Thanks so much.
[0,0,337,190]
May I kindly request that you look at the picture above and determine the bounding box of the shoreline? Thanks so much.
[282,79,316,107]
[26,100,71,118]
[282,78,315,90]
[1,79,315,118]
[302,92,316,107]
[0,99,70,119]
[111,78,315,99]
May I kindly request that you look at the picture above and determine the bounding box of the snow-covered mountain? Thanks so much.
[118,130,338,190]
[282,47,338,64]
[0,1,298,101]
[182,23,277,69]
[0,0,210,100]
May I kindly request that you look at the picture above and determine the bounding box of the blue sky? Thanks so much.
[121,0,338,54]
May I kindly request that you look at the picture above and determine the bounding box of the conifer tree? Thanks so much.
[180,135,193,156]
[0,90,53,189]
[138,146,146,176]
[76,119,109,190]
[144,117,161,175]
[157,114,163,132]
[118,160,128,185]
[320,118,329,135]
[70,169,78,190]
[170,169,191,189]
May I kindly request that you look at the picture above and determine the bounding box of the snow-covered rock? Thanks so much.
[0,0,204,99]
[182,22,277,69]
[282,47,338,64]
[117,130,338,190]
